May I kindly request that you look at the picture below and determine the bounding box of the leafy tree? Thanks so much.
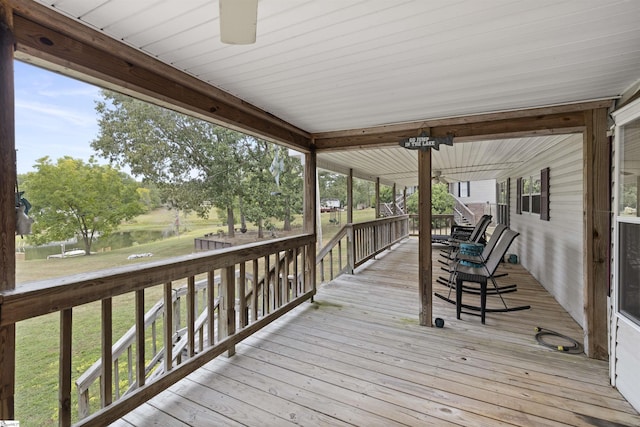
[92,90,249,237]
[22,157,144,254]
[406,183,454,214]
[319,171,346,205]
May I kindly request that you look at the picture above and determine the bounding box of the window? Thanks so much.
[459,181,470,198]
[616,113,640,325]
[450,181,471,198]
[619,223,640,325]
[516,168,550,220]
[496,179,509,225]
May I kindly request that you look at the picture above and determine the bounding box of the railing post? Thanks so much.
[220,266,236,357]
[59,309,72,427]
[347,225,355,274]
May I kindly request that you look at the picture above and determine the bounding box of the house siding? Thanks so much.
[501,134,585,327]
[615,318,640,411]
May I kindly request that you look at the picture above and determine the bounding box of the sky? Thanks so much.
[15,61,103,174]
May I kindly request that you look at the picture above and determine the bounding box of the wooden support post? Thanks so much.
[135,290,145,388]
[418,149,433,326]
[392,183,397,215]
[101,299,113,408]
[59,309,72,427]
[347,168,353,224]
[163,282,173,371]
[375,177,381,218]
[0,1,15,420]
[583,108,610,360]
[304,150,317,298]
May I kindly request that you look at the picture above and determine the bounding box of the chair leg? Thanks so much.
[480,279,487,324]
[455,276,463,320]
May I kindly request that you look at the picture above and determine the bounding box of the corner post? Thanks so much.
[583,108,610,360]
[0,1,16,420]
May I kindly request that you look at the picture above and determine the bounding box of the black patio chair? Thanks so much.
[452,228,530,323]
[436,223,515,294]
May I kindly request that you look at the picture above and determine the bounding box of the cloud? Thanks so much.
[15,100,97,127]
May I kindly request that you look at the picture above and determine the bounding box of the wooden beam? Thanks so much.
[583,108,610,360]
[0,0,15,419]
[9,3,311,152]
[314,110,591,150]
[418,149,432,326]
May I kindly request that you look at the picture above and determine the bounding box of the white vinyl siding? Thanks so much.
[614,319,640,411]
[501,134,584,326]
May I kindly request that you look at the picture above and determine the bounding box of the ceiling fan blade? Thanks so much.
[220,0,258,45]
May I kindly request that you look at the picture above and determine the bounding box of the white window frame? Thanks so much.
[612,99,640,331]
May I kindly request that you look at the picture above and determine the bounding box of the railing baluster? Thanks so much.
[101,298,113,408]
[187,276,195,358]
[284,249,291,303]
[163,282,173,373]
[135,289,145,388]
[207,270,215,346]
[274,251,281,308]
[292,247,299,298]
[239,262,247,327]
[252,259,259,321]
[59,308,72,427]
[329,248,334,280]
[114,359,120,399]
[264,255,270,313]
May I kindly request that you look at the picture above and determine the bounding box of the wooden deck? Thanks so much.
[112,237,640,427]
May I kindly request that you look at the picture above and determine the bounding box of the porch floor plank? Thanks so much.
[114,237,640,427]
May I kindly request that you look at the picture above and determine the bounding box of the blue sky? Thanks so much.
[15,61,102,174]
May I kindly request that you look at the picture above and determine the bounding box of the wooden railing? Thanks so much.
[316,215,409,281]
[408,214,455,239]
[0,234,315,427]
[452,195,476,225]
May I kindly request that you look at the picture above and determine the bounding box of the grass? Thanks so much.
[13,207,377,425]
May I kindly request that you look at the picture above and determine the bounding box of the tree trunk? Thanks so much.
[227,206,235,238]
[83,235,92,255]
[258,218,263,238]
[284,204,291,231]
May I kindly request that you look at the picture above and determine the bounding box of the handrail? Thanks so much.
[452,194,476,225]
[315,216,409,283]
[0,234,315,426]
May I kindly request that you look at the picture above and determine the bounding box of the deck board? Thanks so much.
[114,238,640,426]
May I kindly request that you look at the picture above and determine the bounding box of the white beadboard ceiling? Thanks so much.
[31,0,640,187]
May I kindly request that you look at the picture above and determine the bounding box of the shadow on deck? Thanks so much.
[113,237,640,426]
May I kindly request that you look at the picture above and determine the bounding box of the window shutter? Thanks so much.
[467,181,471,197]
[516,177,522,214]
[506,177,511,226]
[540,167,550,220]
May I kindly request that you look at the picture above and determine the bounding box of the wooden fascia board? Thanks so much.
[312,101,614,151]
[9,2,311,151]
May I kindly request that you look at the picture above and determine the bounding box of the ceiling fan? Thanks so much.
[432,170,449,184]
[219,0,259,45]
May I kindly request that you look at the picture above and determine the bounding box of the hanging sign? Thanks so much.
[399,132,454,151]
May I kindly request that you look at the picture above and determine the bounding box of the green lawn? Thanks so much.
[13,207,376,425]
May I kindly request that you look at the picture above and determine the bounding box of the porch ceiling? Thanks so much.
[23,0,640,186]
[317,133,571,187]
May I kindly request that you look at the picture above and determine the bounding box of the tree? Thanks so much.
[22,157,144,254]
[92,90,249,237]
[406,183,454,214]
